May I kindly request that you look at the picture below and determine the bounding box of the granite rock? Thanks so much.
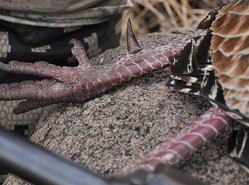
[3,29,249,185]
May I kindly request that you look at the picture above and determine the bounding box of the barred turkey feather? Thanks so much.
[166,30,213,95]
[167,0,249,123]
[167,0,249,172]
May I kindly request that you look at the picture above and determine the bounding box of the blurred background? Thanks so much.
[121,0,231,40]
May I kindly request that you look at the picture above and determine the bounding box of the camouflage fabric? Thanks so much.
[0,0,132,27]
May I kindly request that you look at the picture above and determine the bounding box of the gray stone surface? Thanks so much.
[3,29,249,185]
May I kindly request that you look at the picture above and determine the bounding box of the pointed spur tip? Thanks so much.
[127,18,142,54]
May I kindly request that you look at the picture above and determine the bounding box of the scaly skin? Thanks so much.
[119,106,235,175]
[0,37,191,114]
[0,12,243,175]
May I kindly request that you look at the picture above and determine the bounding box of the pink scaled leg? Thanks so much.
[118,106,236,175]
[0,19,191,114]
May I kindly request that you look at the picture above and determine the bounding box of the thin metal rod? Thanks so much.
[0,127,108,185]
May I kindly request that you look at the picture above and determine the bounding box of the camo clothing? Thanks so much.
[0,0,132,27]
[0,1,132,181]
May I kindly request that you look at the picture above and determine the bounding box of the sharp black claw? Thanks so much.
[69,39,82,47]
[0,61,10,72]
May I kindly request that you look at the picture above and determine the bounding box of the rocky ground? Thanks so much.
[3,29,249,185]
